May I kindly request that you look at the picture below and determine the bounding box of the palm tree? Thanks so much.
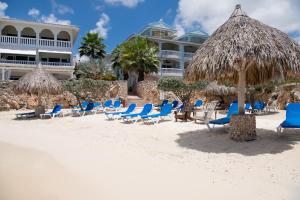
[79,32,106,60]
[118,36,159,82]
[112,37,159,81]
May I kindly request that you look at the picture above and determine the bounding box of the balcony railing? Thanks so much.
[20,37,36,46]
[0,35,18,44]
[161,68,183,77]
[158,50,181,59]
[0,59,73,69]
[0,35,72,49]
[0,59,36,65]
[184,52,194,59]
[158,50,195,60]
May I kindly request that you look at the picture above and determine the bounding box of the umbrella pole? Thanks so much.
[238,70,246,114]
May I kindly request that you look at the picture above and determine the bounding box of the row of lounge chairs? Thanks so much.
[14,97,299,134]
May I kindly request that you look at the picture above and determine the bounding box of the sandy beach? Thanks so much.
[0,110,299,200]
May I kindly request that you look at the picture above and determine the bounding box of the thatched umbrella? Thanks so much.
[15,49,62,116]
[185,4,300,141]
[205,82,236,96]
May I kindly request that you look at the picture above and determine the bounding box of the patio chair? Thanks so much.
[194,99,203,108]
[207,102,239,130]
[171,100,179,109]
[194,101,218,123]
[141,103,173,124]
[121,103,153,123]
[73,102,96,116]
[40,104,63,119]
[253,101,266,113]
[15,112,36,119]
[105,103,137,120]
[277,103,300,134]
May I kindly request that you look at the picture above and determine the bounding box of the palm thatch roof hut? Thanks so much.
[15,67,62,116]
[205,82,236,96]
[185,4,300,141]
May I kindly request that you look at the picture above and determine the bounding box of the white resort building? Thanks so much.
[129,19,209,77]
[0,17,79,80]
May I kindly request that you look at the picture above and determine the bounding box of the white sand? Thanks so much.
[0,110,299,200]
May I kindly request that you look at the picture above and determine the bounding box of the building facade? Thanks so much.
[0,18,79,80]
[129,19,208,77]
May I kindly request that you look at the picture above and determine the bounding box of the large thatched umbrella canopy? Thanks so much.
[15,68,62,115]
[15,68,61,95]
[185,4,300,114]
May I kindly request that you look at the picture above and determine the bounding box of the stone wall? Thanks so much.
[136,80,160,104]
[0,80,128,111]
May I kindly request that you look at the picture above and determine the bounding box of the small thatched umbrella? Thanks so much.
[205,82,236,96]
[185,5,300,141]
[15,50,62,116]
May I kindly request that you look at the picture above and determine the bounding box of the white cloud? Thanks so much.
[41,14,71,25]
[175,0,300,37]
[0,1,8,18]
[104,0,143,8]
[28,8,40,18]
[51,0,74,15]
[90,13,110,39]
[57,4,74,15]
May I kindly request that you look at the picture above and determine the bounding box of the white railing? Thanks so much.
[184,52,194,59]
[39,39,55,47]
[161,68,183,77]
[57,40,71,48]
[20,37,36,45]
[0,35,18,44]
[0,35,72,49]
[0,59,72,68]
[159,50,181,59]
[41,61,72,66]
[0,59,36,65]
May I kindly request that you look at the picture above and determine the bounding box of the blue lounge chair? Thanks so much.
[40,104,63,119]
[73,102,96,116]
[73,101,88,110]
[105,103,137,120]
[253,101,266,113]
[110,100,122,110]
[194,100,203,108]
[15,111,36,119]
[207,103,239,130]
[104,100,113,108]
[141,103,173,124]
[172,100,179,109]
[277,103,300,134]
[121,103,153,122]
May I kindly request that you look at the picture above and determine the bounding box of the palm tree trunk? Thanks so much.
[238,70,246,114]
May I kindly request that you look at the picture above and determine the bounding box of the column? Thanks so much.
[70,33,73,48]
[179,44,185,77]
[36,30,40,47]
[159,42,162,76]
[2,68,5,81]
[54,34,57,47]
[17,29,21,44]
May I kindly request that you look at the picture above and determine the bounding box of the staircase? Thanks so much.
[126,95,145,107]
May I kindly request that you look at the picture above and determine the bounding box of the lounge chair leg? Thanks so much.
[206,123,212,131]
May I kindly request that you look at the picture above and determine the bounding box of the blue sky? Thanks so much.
[1,0,179,53]
[1,0,300,55]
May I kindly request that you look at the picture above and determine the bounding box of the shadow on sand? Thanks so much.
[176,128,300,156]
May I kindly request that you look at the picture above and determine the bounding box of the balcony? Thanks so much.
[158,50,195,60]
[0,59,73,70]
[161,68,183,77]
[0,35,72,49]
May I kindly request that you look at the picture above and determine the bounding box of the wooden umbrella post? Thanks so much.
[238,69,246,114]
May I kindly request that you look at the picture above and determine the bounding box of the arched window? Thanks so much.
[21,27,36,38]
[39,29,54,40]
[1,25,18,36]
[57,31,70,41]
